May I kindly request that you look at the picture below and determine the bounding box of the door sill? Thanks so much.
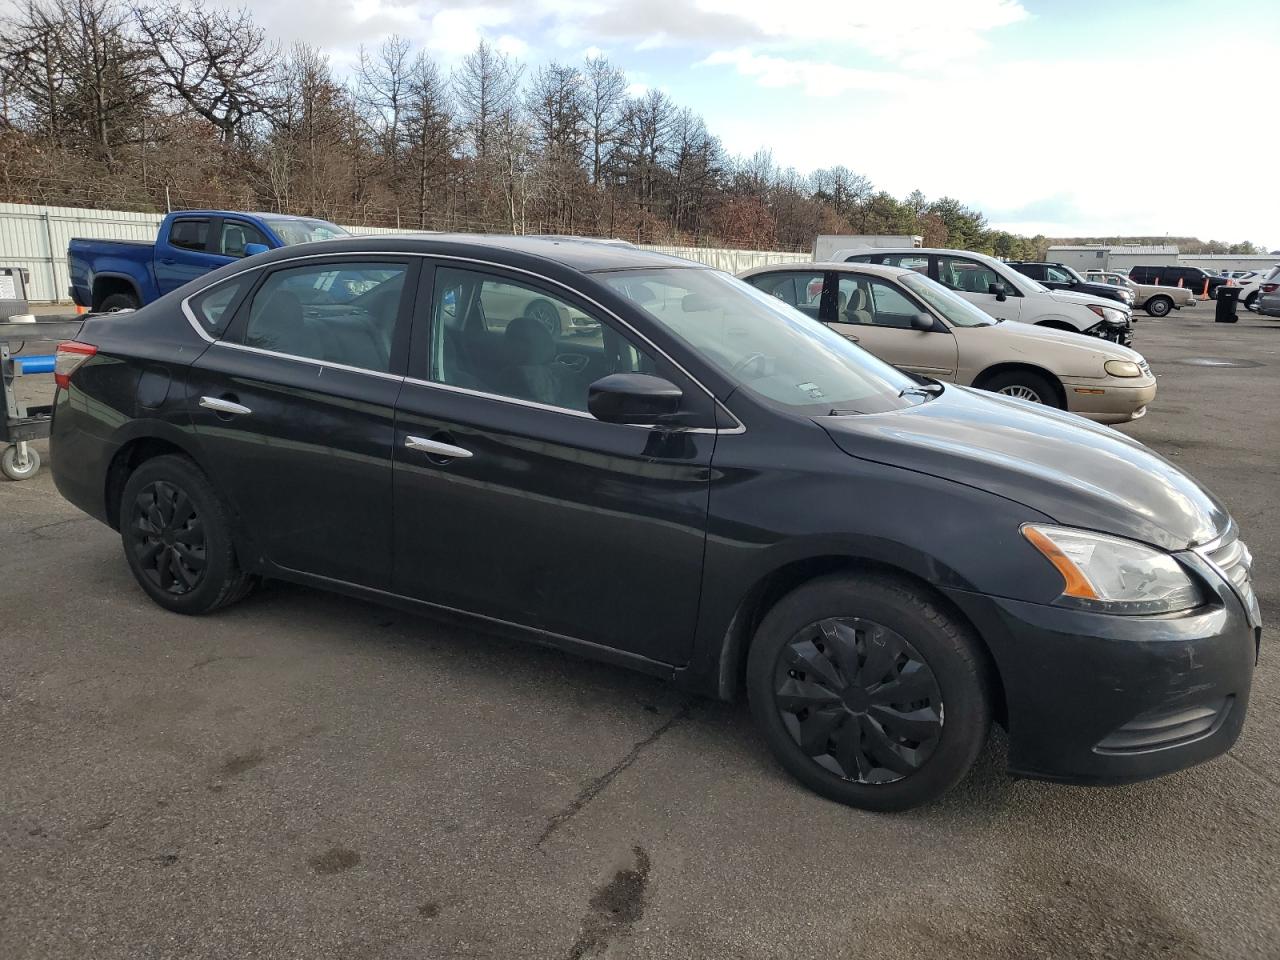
[262,562,682,680]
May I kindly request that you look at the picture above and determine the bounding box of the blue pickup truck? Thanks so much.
[68,210,349,311]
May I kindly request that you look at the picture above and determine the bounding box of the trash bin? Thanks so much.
[1215,286,1241,323]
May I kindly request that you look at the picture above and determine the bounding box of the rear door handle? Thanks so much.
[199,396,252,416]
[842,333,860,342]
[405,435,473,459]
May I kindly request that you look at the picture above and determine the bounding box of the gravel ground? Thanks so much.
[1,301,1277,960]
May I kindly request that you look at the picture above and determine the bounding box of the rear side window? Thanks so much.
[187,277,250,338]
[881,253,929,274]
[169,219,210,252]
[745,271,827,319]
[242,261,408,373]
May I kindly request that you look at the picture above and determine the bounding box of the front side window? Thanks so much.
[834,276,922,329]
[169,219,209,252]
[744,271,826,319]
[601,268,919,415]
[219,220,269,258]
[429,267,655,412]
[242,261,407,372]
[937,255,1009,296]
[188,277,250,337]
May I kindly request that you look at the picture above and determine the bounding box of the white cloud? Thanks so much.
[699,48,911,96]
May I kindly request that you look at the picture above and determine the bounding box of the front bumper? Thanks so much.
[1062,378,1157,424]
[1085,320,1133,347]
[943,556,1258,785]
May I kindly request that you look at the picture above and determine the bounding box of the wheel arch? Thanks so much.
[103,426,213,530]
[710,555,1007,725]
[972,362,1067,407]
[91,273,142,310]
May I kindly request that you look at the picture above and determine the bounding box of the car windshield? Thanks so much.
[899,273,996,327]
[600,268,922,415]
[262,217,350,245]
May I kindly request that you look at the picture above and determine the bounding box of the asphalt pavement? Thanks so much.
[2,301,1278,959]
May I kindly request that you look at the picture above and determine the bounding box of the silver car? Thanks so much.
[1257,266,1280,317]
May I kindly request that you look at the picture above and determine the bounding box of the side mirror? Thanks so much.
[588,373,683,425]
[988,282,1008,302]
[911,312,935,332]
[243,242,269,258]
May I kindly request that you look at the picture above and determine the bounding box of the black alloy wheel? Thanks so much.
[129,480,207,595]
[774,617,943,784]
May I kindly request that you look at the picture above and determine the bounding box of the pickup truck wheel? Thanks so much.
[1145,296,1173,318]
[100,292,139,312]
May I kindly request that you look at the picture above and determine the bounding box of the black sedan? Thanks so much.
[49,235,1261,810]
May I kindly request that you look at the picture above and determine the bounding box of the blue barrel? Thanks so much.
[16,354,56,375]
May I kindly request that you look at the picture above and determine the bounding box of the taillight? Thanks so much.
[54,341,97,389]
[1262,283,1279,294]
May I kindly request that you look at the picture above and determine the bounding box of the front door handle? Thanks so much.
[842,333,860,342]
[405,435,473,459]
[200,396,252,416]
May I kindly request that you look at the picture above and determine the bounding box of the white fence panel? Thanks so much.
[0,201,810,300]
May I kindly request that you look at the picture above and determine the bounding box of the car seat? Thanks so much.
[499,316,564,406]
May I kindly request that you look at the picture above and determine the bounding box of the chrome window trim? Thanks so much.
[180,248,747,435]
[212,339,405,382]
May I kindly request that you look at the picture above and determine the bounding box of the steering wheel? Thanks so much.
[730,352,768,377]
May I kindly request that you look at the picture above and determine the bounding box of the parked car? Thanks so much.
[740,262,1155,423]
[49,235,1259,812]
[68,210,349,312]
[834,247,1133,344]
[1085,269,1199,317]
[1129,264,1230,299]
[1228,269,1275,312]
[1006,261,1134,307]
[1256,266,1280,317]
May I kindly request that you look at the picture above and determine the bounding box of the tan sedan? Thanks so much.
[739,262,1156,424]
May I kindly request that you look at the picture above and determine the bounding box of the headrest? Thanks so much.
[504,315,555,365]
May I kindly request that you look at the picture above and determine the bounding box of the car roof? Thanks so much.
[739,261,915,280]
[246,233,704,274]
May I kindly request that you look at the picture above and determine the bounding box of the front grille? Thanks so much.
[1204,531,1261,627]
[1095,697,1232,754]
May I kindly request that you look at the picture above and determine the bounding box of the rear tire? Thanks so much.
[980,368,1063,408]
[1245,292,1258,312]
[747,573,992,812]
[1145,296,1172,318]
[99,291,139,312]
[119,454,254,615]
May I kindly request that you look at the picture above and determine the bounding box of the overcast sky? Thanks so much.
[240,0,1278,247]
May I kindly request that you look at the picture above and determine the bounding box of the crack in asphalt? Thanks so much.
[537,704,690,847]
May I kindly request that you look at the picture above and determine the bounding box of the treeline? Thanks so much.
[0,0,1053,255]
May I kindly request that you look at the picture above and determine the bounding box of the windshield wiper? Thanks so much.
[898,382,944,399]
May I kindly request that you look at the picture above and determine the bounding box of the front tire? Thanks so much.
[1145,296,1172,318]
[981,368,1062,408]
[1245,292,1258,312]
[120,455,254,615]
[747,574,993,812]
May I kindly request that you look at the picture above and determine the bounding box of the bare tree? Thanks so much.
[451,39,521,162]
[402,51,451,229]
[134,0,279,146]
[581,54,626,186]
[355,34,410,180]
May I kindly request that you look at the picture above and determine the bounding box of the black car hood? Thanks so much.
[817,387,1227,551]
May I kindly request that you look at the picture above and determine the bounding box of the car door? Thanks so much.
[828,273,958,380]
[935,254,1023,322]
[186,256,416,588]
[155,217,229,296]
[391,262,717,665]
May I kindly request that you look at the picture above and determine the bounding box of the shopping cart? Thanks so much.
[1,319,84,480]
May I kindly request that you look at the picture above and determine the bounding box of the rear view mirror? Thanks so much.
[911,312,935,332]
[988,282,1007,302]
[244,242,269,258]
[588,373,683,425]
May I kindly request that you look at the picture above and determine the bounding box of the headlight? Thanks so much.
[1088,304,1128,324]
[1104,359,1142,377]
[1022,524,1205,614]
